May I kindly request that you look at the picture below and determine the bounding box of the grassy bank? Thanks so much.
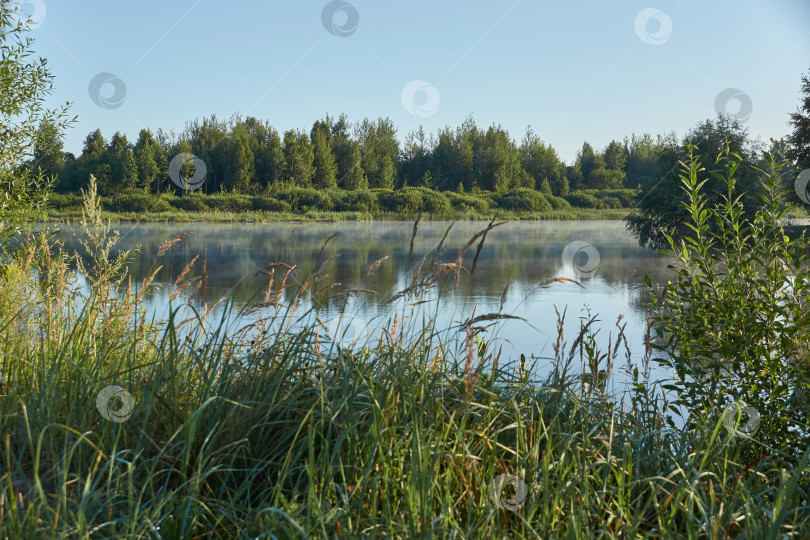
[2,168,810,538]
[45,207,631,223]
[44,186,636,223]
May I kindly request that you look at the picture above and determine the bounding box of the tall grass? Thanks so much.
[1,173,809,538]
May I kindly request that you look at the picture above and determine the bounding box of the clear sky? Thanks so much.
[19,0,810,162]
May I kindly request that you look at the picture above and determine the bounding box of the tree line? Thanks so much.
[32,114,677,197]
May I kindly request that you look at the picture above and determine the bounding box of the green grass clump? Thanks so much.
[2,170,809,537]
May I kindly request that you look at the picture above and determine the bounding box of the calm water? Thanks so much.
[54,220,673,384]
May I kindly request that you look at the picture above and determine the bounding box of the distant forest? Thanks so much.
[27,112,791,218]
[32,114,670,196]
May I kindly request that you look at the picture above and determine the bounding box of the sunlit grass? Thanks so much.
[1,177,808,538]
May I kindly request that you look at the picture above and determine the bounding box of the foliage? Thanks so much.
[625,117,763,249]
[107,188,172,213]
[496,188,552,212]
[0,1,72,240]
[788,67,810,170]
[564,191,605,209]
[1,206,808,536]
[649,149,810,458]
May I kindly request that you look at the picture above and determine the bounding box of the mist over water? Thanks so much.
[55,220,673,387]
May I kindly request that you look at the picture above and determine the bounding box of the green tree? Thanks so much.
[520,128,568,195]
[788,68,810,170]
[311,120,338,189]
[105,132,131,194]
[475,125,525,193]
[283,129,314,187]
[0,1,72,238]
[224,124,255,192]
[400,126,432,188]
[378,155,395,190]
[341,142,367,190]
[625,133,661,189]
[121,149,139,190]
[625,117,762,248]
[576,142,598,186]
[82,129,106,159]
[32,119,65,181]
[134,129,160,192]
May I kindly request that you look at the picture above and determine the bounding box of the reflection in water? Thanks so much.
[52,220,674,385]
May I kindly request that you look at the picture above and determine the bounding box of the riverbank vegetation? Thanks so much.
[3,5,810,536]
[2,151,810,537]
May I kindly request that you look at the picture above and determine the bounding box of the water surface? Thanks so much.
[55,220,673,384]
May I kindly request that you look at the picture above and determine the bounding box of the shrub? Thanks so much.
[106,189,172,213]
[47,193,84,210]
[445,192,492,214]
[546,195,572,211]
[205,193,254,213]
[599,196,622,209]
[496,188,552,212]
[564,192,604,209]
[333,190,380,213]
[251,196,291,213]
[168,193,210,213]
[276,187,335,212]
[649,151,810,457]
[419,188,451,215]
[378,188,422,215]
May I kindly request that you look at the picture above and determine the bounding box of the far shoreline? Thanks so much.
[44,208,634,224]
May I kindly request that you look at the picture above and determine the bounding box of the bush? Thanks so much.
[205,194,254,213]
[106,189,172,213]
[333,190,380,213]
[564,192,604,209]
[445,192,492,214]
[546,195,572,211]
[48,193,84,210]
[419,188,451,215]
[496,188,552,212]
[251,196,291,213]
[649,151,810,456]
[599,196,622,209]
[275,187,335,212]
[168,193,210,213]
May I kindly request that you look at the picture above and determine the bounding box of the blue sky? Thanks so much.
[20,0,810,162]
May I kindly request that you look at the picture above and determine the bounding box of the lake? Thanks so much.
[54,219,673,387]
